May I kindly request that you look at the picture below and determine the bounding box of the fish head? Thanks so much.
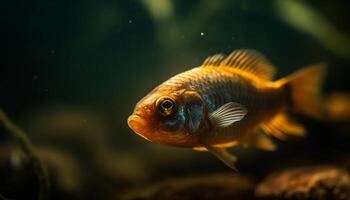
[128,87,205,147]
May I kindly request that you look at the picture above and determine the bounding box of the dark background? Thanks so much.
[0,0,349,199]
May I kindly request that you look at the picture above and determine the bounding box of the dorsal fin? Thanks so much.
[201,49,276,81]
[202,54,225,66]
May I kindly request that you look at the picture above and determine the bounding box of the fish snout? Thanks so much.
[127,114,151,140]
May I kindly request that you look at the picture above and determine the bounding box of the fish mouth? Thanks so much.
[127,114,151,141]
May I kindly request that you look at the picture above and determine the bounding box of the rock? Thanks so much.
[255,165,350,200]
[120,173,255,200]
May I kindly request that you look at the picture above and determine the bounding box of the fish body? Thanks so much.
[159,67,287,146]
[128,49,325,169]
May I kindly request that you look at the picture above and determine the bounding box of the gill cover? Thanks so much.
[183,90,204,133]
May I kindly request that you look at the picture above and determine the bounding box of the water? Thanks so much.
[1,0,349,199]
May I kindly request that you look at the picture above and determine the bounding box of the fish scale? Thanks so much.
[162,66,282,144]
[177,67,282,144]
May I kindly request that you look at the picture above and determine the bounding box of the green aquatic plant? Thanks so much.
[275,0,350,60]
[0,110,50,200]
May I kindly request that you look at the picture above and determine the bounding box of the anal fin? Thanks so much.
[242,129,276,151]
[204,145,238,171]
[261,113,306,140]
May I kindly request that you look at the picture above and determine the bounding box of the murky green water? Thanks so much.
[1,1,349,199]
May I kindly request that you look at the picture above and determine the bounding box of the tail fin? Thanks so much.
[278,64,327,119]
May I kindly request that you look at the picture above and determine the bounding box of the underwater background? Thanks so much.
[1,0,350,199]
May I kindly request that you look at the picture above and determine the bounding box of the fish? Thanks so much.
[127,49,328,170]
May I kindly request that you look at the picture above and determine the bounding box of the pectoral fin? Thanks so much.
[204,145,238,171]
[209,102,247,128]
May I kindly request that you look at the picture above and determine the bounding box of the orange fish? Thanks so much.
[128,49,327,170]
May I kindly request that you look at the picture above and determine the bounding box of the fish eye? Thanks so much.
[156,97,175,116]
